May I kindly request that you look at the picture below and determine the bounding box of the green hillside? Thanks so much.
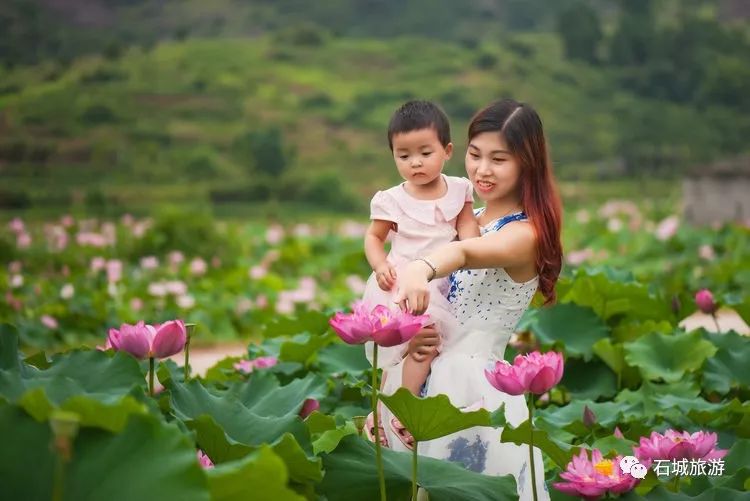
[1,21,748,213]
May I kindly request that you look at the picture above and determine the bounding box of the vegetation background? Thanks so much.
[1,0,748,217]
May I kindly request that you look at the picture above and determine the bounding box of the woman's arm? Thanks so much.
[364,219,397,290]
[455,202,480,240]
[395,223,536,313]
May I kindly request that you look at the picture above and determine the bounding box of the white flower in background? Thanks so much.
[165,280,188,296]
[168,250,185,266]
[60,284,75,300]
[261,249,281,266]
[575,209,590,224]
[107,282,118,297]
[9,218,25,234]
[140,256,159,270]
[566,249,594,266]
[655,216,679,241]
[106,260,122,283]
[190,258,207,276]
[607,218,623,233]
[10,275,24,288]
[49,226,68,252]
[76,232,108,248]
[60,215,74,227]
[132,220,151,238]
[265,224,285,245]
[101,222,117,246]
[699,244,716,261]
[338,220,367,239]
[293,223,312,237]
[236,298,254,315]
[345,274,366,294]
[41,314,58,330]
[130,297,144,311]
[148,282,168,297]
[90,256,107,273]
[176,295,195,309]
[598,200,639,219]
[249,265,268,280]
[275,296,294,314]
[16,233,32,249]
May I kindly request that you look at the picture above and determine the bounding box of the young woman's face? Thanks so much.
[465,132,521,202]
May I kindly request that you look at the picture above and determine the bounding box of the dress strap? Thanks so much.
[491,211,527,231]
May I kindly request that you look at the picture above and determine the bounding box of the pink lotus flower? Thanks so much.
[197,450,213,469]
[699,245,715,261]
[140,256,159,270]
[17,233,31,249]
[266,225,284,244]
[655,216,679,241]
[328,302,429,347]
[107,320,187,359]
[234,356,278,374]
[485,350,564,395]
[553,449,638,500]
[189,258,207,276]
[695,289,717,315]
[633,430,728,464]
[9,218,25,234]
[299,398,320,419]
[41,315,59,330]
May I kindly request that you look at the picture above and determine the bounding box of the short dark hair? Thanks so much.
[387,100,451,150]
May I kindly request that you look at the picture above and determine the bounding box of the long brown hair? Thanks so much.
[468,99,563,303]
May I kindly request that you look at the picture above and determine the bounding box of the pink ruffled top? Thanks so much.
[370,175,473,265]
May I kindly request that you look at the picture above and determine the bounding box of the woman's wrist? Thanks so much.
[414,257,437,282]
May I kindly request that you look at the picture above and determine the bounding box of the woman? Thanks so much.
[382,98,562,500]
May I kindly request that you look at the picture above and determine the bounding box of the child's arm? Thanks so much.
[456,202,480,240]
[365,219,398,291]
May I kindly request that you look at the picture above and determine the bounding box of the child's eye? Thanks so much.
[469,153,479,159]
[399,155,409,160]
[493,158,505,163]
[422,152,432,157]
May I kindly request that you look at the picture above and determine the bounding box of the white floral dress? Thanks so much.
[379,210,551,500]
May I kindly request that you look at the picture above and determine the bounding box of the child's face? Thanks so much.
[465,132,521,202]
[391,128,452,187]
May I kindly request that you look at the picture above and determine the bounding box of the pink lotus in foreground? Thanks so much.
[299,398,320,419]
[329,301,428,347]
[197,450,214,469]
[485,350,564,395]
[634,429,728,464]
[107,320,187,359]
[553,449,638,500]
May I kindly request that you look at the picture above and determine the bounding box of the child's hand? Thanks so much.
[375,263,397,291]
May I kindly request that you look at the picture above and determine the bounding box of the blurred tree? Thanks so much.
[556,1,602,64]
[233,127,289,178]
[608,0,655,67]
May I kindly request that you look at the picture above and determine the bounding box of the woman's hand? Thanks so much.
[408,325,440,362]
[393,261,432,314]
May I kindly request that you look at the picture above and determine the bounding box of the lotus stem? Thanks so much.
[528,395,539,501]
[371,345,387,501]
